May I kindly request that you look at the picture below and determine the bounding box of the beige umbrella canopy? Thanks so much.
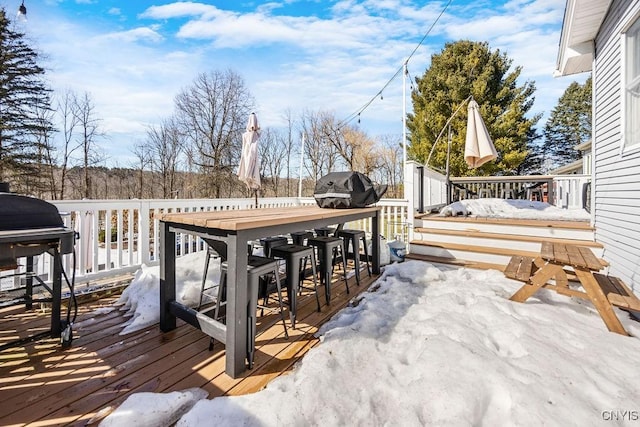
[238,113,261,203]
[464,99,497,168]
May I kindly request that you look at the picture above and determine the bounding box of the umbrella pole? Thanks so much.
[254,189,258,208]
[445,124,452,205]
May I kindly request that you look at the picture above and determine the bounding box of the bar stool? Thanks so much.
[307,236,348,304]
[335,229,371,286]
[270,244,320,328]
[500,188,516,199]
[527,187,544,201]
[198,246,221,310]
[198,239,253,310]
[290,231,313,282]
[260,236,288,257]
[478,188,492,198]
[456,187,471,200]
[314,227,335,237]
[217,256,289,369]
[245,256,289,368]
[290,230,313,245]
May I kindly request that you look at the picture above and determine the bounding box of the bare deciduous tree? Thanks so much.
[32,95,57,199]
[131,141,151,198]
[374,134,403,198]
[55,89,81,199]
[146,117,183,198]
[259,128,288,197]
[72,91,104,198]
[174,69,254,198]
[329,125,379,174]
[300,110,339,180]
[281,109,297,196]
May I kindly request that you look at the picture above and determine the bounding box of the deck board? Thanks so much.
[0,270,377,426]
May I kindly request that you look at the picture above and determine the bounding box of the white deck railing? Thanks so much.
[1,197,408,290]
[405,161,591,211]
[401,161,591,249]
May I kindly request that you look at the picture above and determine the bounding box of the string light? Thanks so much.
[337,0,453,130]
[17,0,27,21]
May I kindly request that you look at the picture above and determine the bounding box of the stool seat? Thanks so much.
[335,229,371,286]
[270,244,320,328]
[260,236,288,257]
[290,231,314,245]
[314,227,335,237]
[307,236,348,304]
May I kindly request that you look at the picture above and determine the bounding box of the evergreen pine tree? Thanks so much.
[0,8,55,192]
[542,77,592,170]
[407,40,539,177]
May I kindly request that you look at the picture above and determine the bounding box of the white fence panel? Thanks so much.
[1,197,409,291]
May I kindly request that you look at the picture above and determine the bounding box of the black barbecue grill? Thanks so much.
[0,192,75,349]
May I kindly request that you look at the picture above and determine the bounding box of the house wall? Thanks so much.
[594,0,640,292]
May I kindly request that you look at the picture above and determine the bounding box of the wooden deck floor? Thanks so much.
[0,271,378,426]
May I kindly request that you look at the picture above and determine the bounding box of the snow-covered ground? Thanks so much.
[439,198,591,221]
[97,201,640,426]
[101,259,640,426]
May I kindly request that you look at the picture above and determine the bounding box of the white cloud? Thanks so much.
[18,0,588,165]
[98,27,164,43]
[138,2,222,20]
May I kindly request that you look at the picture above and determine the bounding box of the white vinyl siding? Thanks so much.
[593,0,640,293]
[623,16,640,151]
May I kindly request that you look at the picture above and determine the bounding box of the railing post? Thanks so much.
[404,161,416,251]
[547,178,555,205]
[417,166,424,214]
[139,200,151,265]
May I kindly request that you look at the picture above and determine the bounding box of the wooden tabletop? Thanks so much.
[540,242,603,271]
[157,205,381,231]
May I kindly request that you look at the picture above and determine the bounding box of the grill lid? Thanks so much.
[0,193,64,231]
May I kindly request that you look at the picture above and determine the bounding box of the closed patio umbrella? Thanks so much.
[464,99,497,168]
[238,112,261,205]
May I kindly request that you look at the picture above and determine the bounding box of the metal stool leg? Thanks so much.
[308,250,320,312]
[362,235,371,277]
[198,247,213,310]
[338,243,349,294]
[247,272,258,369]
[351,236,362,286]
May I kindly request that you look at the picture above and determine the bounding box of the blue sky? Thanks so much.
[3,0,588,166]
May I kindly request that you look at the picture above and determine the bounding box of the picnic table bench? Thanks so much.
[505,242,640,336]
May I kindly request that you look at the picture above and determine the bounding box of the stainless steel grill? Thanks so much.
[0,192,75,348]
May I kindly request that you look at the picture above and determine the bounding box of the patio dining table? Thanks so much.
[158,205,382,378]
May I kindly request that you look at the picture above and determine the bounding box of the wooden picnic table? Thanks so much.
[158,205,382,378]
[507,242,638,336]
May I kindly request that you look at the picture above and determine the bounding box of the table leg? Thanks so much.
[574,268,628,336]
[372,210,381,275]
[226,233,249,377]
[246,270,258,369]
[510,263,563,303]
[159,222,176,332]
